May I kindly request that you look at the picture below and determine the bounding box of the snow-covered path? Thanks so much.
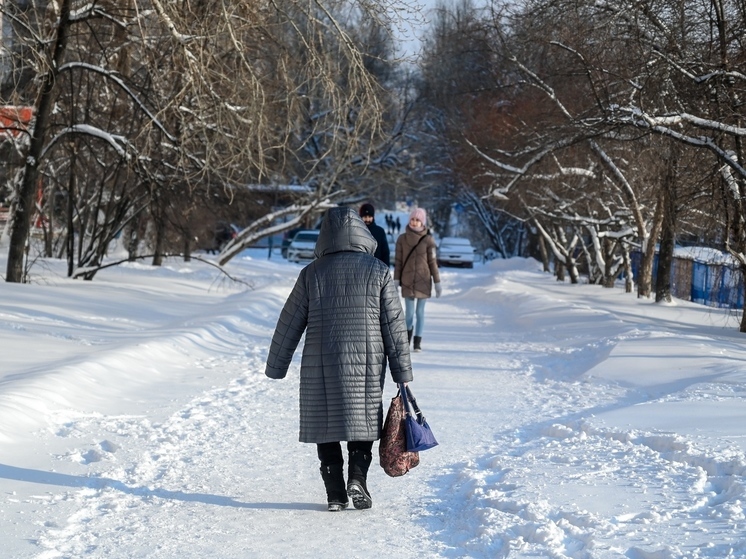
[2,254,746,558]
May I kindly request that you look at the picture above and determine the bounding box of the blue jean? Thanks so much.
[404,297,427,337]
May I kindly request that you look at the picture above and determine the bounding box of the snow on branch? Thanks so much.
[528,171,595,180]
[68,3,125,27]
[216,194,344,266]
[507,55,575,122]
[650,46,746,84]
[620,107,746,137]
[465,136,579,199]
[68,2,96,21]
[588,140,646,238]
[720,164,741,202]
[615,106,746,179]
[149,0,197,44]
[597,227,636,239]
[41,124,133,160]
[548,153,596,178]
[57,62,177,143]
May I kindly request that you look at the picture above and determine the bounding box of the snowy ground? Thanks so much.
[1,245,746,558]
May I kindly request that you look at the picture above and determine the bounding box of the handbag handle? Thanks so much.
[398,383,425,422]
[397,384,409,416]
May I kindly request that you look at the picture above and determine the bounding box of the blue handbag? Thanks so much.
[399,383,439,452]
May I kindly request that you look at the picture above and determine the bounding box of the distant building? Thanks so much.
[1,0,8,85]
[1,0,44,98]
[0,0,42,202]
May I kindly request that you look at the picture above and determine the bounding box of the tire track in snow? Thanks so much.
[34,351,273,558]
[32,352,442,558]
[425,357,745,556]
[419,270,746,558]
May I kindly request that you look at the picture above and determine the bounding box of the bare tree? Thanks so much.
[2,0,417,281]
[416,0,746,330]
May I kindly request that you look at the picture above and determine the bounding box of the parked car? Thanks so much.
[281,227,303,258]
[286,230,320,263]
[437,237,475,268]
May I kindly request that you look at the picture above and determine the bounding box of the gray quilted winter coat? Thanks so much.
[265,207,413,444]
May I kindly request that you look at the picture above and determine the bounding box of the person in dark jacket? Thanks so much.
[265,207,413,512]
[359,203,390,266]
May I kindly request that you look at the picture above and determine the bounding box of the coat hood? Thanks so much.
[315,207,377,258]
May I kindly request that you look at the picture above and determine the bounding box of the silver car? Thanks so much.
[437,237,475,268]
[286,230,320,263]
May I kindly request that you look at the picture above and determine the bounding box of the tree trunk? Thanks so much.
[555,260,565,281]
[5,0,72,283]
[602,242,616,287]
[538,234,550,272]
[638,189,665,298]
[622,246,633,293]
[42,192,53,258]
[655,155,678,303]
[655,212,674,302]
[126,215,142,261]
[66,163,76,277]
[151,201,166,267]
[567,254,579,284]
[183,230,192,262]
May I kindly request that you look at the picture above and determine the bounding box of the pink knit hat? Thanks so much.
[409,207,427,225]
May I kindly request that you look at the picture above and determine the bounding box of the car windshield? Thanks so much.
[294,232,318,242]
[442,239,471,246]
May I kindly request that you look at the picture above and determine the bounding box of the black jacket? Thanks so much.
[265,207,412,443]
[366,220,390,266]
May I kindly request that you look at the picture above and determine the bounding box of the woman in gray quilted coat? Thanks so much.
[265,207,413,512]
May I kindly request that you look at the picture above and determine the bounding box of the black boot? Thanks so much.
[407,329,413,344]
[413,336,422,352]
[347,449,373,509]
[320,463,348,512]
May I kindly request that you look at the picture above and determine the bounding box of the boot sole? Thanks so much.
[347,481,372,510]
[327,501,348,512]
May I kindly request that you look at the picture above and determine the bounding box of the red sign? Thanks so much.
[0,106,34,138]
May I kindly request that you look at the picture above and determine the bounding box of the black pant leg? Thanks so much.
[317,442,344,466]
